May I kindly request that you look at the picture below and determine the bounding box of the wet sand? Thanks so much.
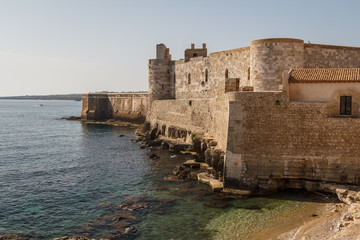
[253,200,335,240]
[267,199,360,240]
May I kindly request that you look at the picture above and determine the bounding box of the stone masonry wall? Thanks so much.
[250,38,304,91]
[148,59,172,109]
[304,44,360,68]
[147,99,214,139]
[225,91,360,193]
[147,97,229,150]
[171,40,360,101]
[173,47,250,100]
[81,93,148,123]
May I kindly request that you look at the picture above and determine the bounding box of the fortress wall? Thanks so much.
[173,39,360,99]
[212,95,231,150]
[81,93,148,123]
[147,97,230,150]
[250,38,304,91]
[209,47,251,91]
[81,93,113,120]
[174,47,250,100]
[304,44,360,68]
[225,91,360,192]
[148,99,214,137]
[173,57,211,99]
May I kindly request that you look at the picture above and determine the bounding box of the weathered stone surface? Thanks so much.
[182,159,201,168]
[197,172,224,192]
[224,90,360,192]
[168,143,192,153]
[173,165,199,180]
[81,93,148,123]
[0,235,29,240]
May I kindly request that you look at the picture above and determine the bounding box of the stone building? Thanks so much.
[146,38,360,193]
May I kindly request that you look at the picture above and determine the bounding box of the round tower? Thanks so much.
[148,43,172,111]
[250,38,304,91]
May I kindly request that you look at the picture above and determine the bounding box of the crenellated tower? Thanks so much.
[148,44,172,111]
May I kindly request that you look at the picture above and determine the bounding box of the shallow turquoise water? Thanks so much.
[0,100,328,240]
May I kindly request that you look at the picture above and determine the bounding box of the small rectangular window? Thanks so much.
[340,96,352,115]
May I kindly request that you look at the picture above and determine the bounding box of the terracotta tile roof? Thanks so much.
[289,68,360,83]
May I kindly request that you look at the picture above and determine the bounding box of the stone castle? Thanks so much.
[82,38,360,193]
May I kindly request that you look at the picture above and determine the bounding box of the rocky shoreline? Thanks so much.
[136,122,225,186]
[136,123,360,239]
[277,185,360,240]
[3,121,359,240]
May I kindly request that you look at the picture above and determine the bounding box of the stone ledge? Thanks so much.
[197,172,223,192]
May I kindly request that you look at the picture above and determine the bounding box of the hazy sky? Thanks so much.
[1,0,359,96]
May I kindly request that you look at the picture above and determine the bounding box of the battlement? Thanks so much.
[184,43,207,62]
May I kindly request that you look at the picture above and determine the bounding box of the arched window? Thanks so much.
[205,69,208,82]
[225,69,229,78]
[188,73,191,84]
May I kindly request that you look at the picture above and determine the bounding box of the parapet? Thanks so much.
[250,38,304,45]
[184,43,207,62]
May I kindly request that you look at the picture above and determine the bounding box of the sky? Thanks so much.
[0,0,360,97]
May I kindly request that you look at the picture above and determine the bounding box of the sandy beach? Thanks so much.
[275,186,360,240]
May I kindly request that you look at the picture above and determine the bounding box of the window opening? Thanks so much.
[340,96,352,115]
[188,73,191,84]
[205,69,208,82]
[225,69,229,78]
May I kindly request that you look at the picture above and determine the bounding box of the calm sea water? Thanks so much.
[0,100,329,240]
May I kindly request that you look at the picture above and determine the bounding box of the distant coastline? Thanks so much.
[0,91,147,101]
[0,94,83,101]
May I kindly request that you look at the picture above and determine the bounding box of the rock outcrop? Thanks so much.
[137,122,226,191]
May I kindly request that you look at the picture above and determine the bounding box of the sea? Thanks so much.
[0,100,331,240]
